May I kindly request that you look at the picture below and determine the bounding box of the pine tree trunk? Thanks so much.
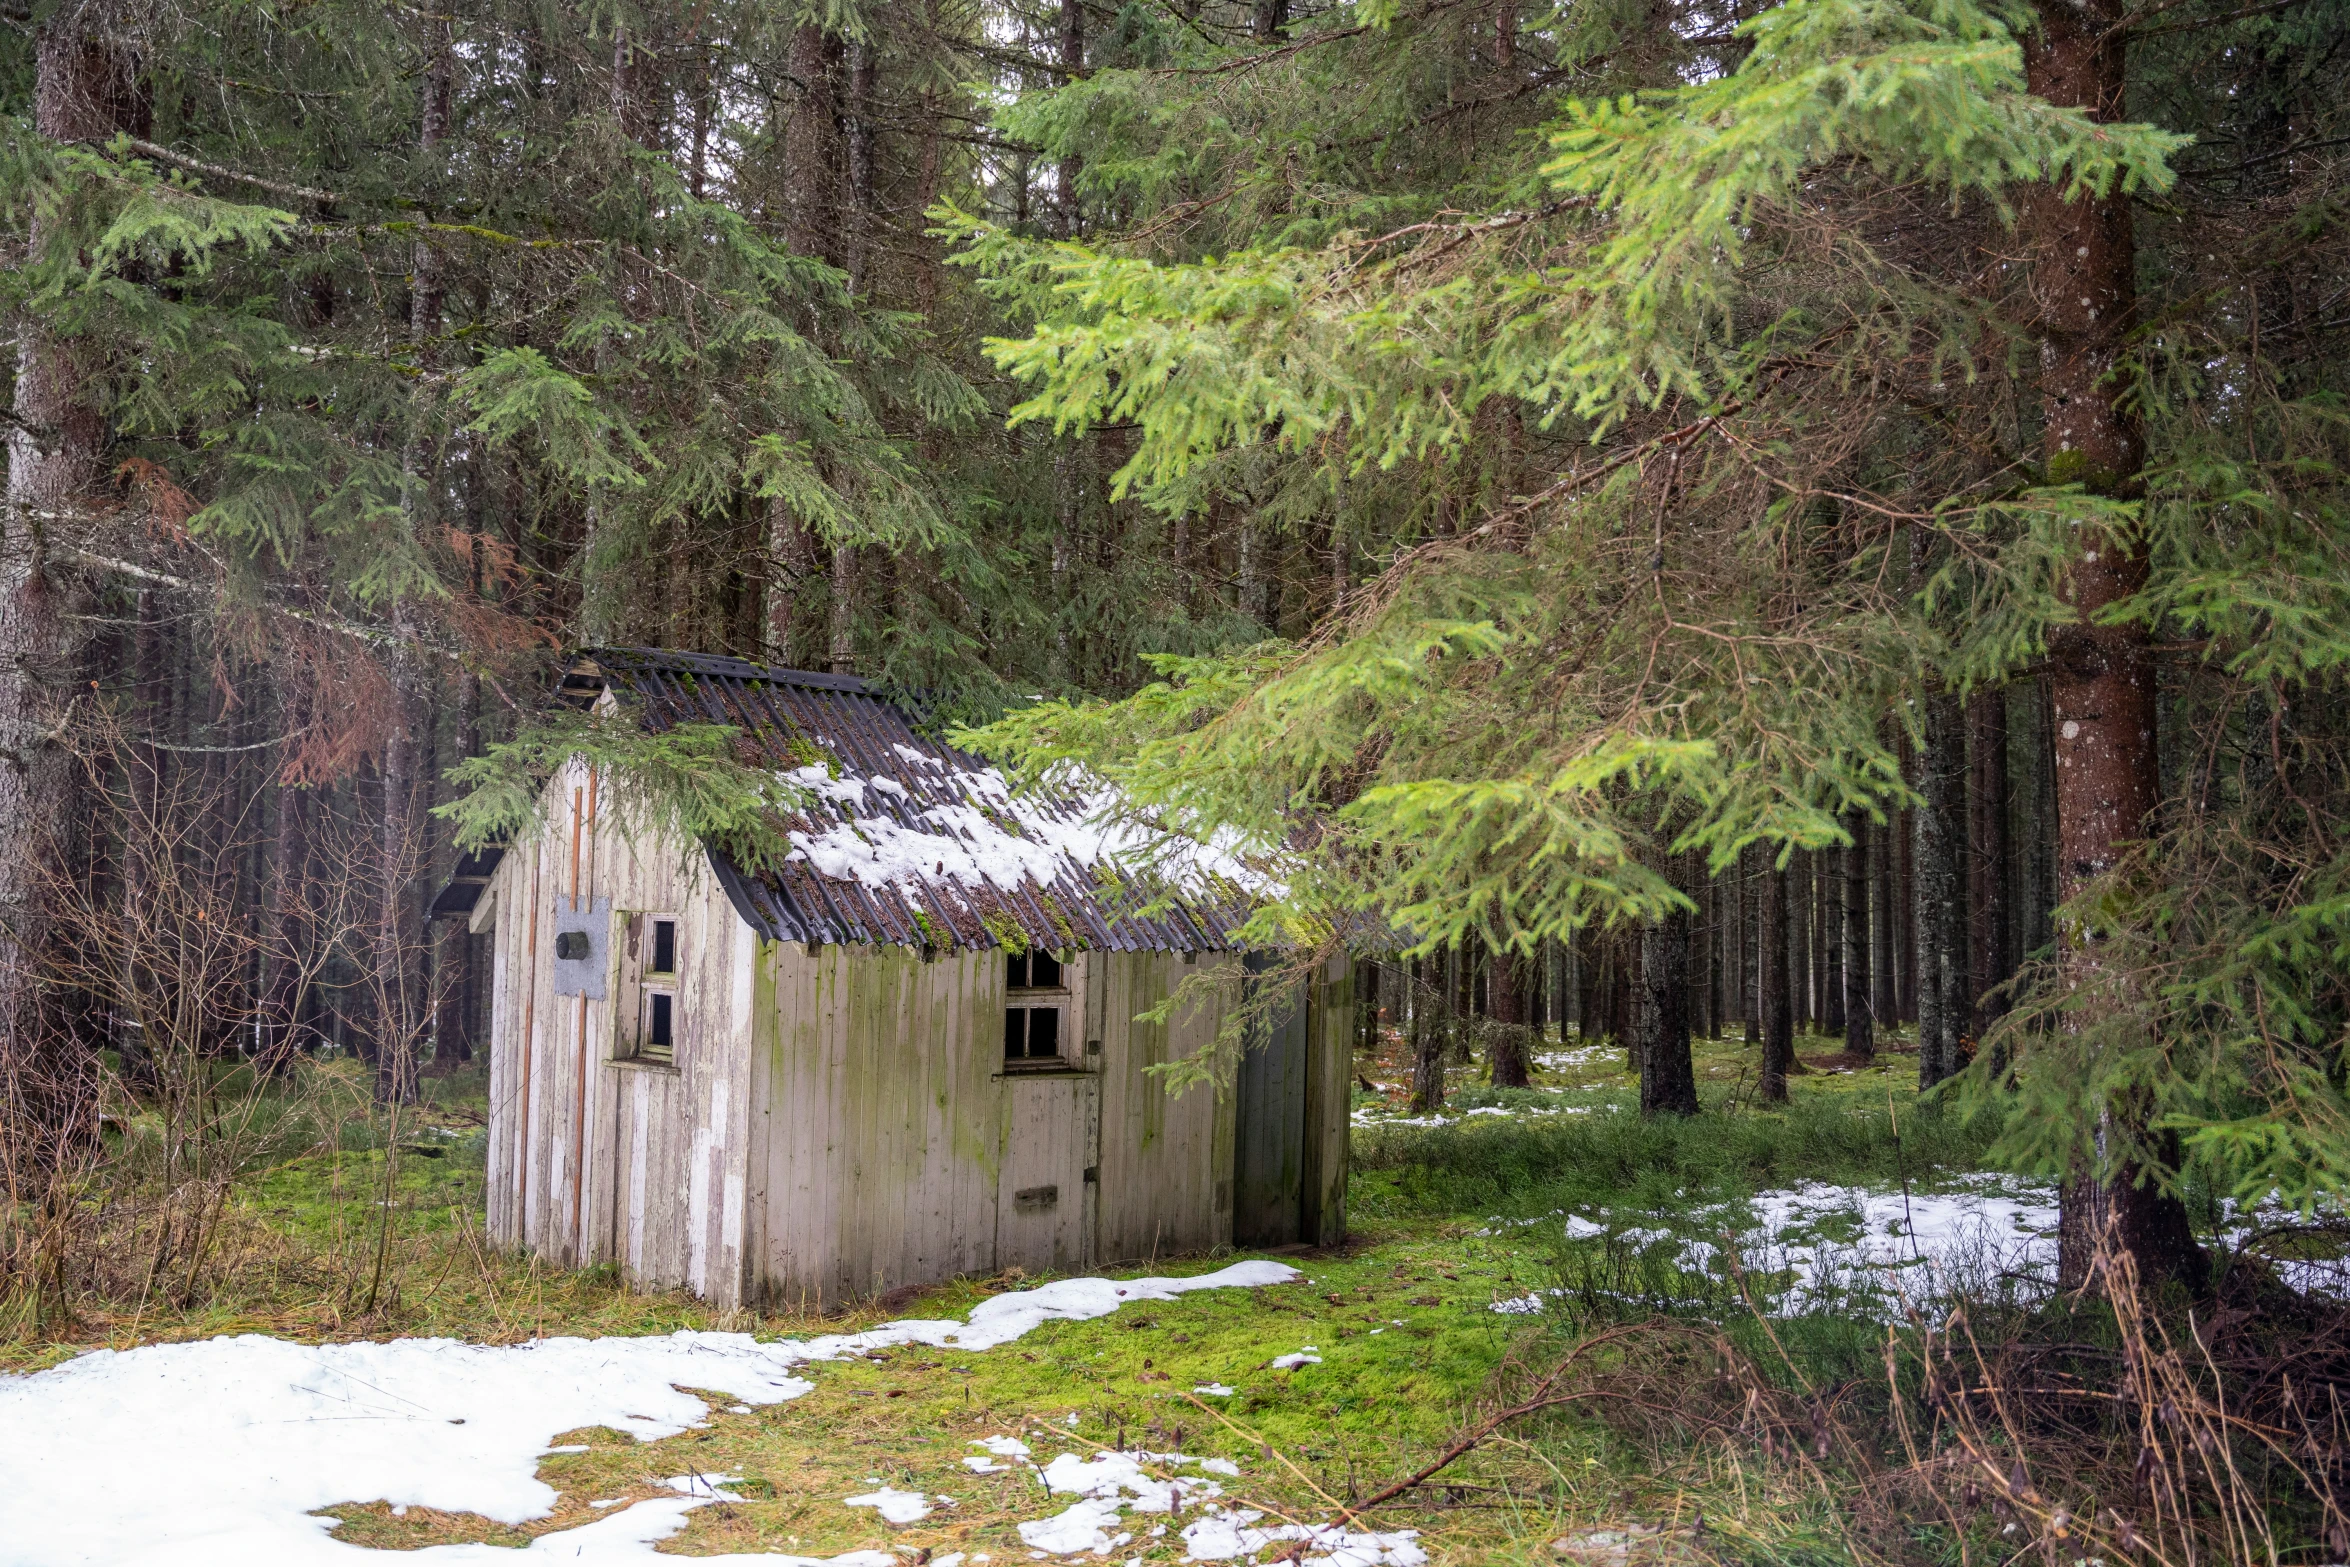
[2027,0,2203,1291]
[1487,950,1530,1088]
[1638,889,1697,1116]
[1968,688,2012,1033]
[1822,844,1845,1034]
[2,19,146,1112]
[430,669,479,1070]
[1844,810,1874,1061]
[1916,683,1969,1087]
[1870,813,1898,1036]
[1693,875,1716,1040]
[1760,861,1792,1102]
[1408,953,1444,1112]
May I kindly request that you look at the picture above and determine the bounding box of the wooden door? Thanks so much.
[1234,957,1311,1247]
[995,1073,1100,1274]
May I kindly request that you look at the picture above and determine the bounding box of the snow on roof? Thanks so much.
[576,649,1275,953]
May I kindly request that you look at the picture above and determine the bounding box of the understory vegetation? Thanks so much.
[9,1021,2343,1566]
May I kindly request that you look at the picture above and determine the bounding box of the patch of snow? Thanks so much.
[1181,1507,1427,1565]
[1020,1500,1129,1556]
[1191,1383,1235,1397]
[1011,1453,1417,1566]
[844,1486,932,1525]
[1269,1349,1321,1370]
[0,1262,1298,1565]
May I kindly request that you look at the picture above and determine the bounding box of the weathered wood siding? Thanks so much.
[478,761,757,1305]
[745,946,1242,1306]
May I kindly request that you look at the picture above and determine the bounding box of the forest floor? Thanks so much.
[4,1030,2338,1565]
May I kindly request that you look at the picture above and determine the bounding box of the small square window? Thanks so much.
[1003,1005,1062,1063]
[636,987,677,1064]
[650,918,677,976]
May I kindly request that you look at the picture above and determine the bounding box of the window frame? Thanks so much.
[616,911,683,1068]
[1001,949,1073,1070]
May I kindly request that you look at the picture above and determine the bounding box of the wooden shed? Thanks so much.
[433,649,1352,1309]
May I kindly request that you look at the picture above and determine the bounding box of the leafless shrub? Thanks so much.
[0,704,450,1332]
[1511,1226,2350,1566]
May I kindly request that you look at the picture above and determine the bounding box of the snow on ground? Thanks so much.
[843,1485,937,1525]
[997,1442,1423,1566]
[0,1262,1296,1567]
[1491,1179,2348,1319]
[1534,1046,1617,1072]
[1352,1099,1600,1130]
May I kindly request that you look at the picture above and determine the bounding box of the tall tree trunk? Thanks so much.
[1639,871,1698,1116]
[1915,676,1970,1088]
[1968,688,2012,1033]
[1895,738,1917,1023]
[429,668,479,1070]
[1870,813,1898,1035]
[1814,841,1832,1033]
[1843,810,1874,1061]
[2027,0,2203,1291]
[843,37,878,291]
[1056,0,1085,235]
[3,16,146,1112]
[1760,861,1792,1102]
[1487,949,1530,1088]
[1785,850,1804,1033]
[1408,953,1444,1112]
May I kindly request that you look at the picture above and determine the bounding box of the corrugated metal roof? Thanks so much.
[566,648,1263,953]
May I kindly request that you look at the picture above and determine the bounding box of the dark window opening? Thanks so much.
[650,918,677,976]
[1007,951,1063,990]
[1003,1005,1061,1062]
[647,992,674,1052]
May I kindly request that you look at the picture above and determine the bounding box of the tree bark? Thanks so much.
[2027,0,2203,1291]
[2,16,146,1102]
[1915,676,1970,1089]
[1968,687,2012,1033]
[1870,813,1898,1036]
[1843,810,1874,1061]
[1639,880,1698,1116]
[1760,861,1792,1102]
[429,668,479,1071]
[1487,949,1531,1088]
[1407,953,1445,1112]
[1814,845,1832,1029]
